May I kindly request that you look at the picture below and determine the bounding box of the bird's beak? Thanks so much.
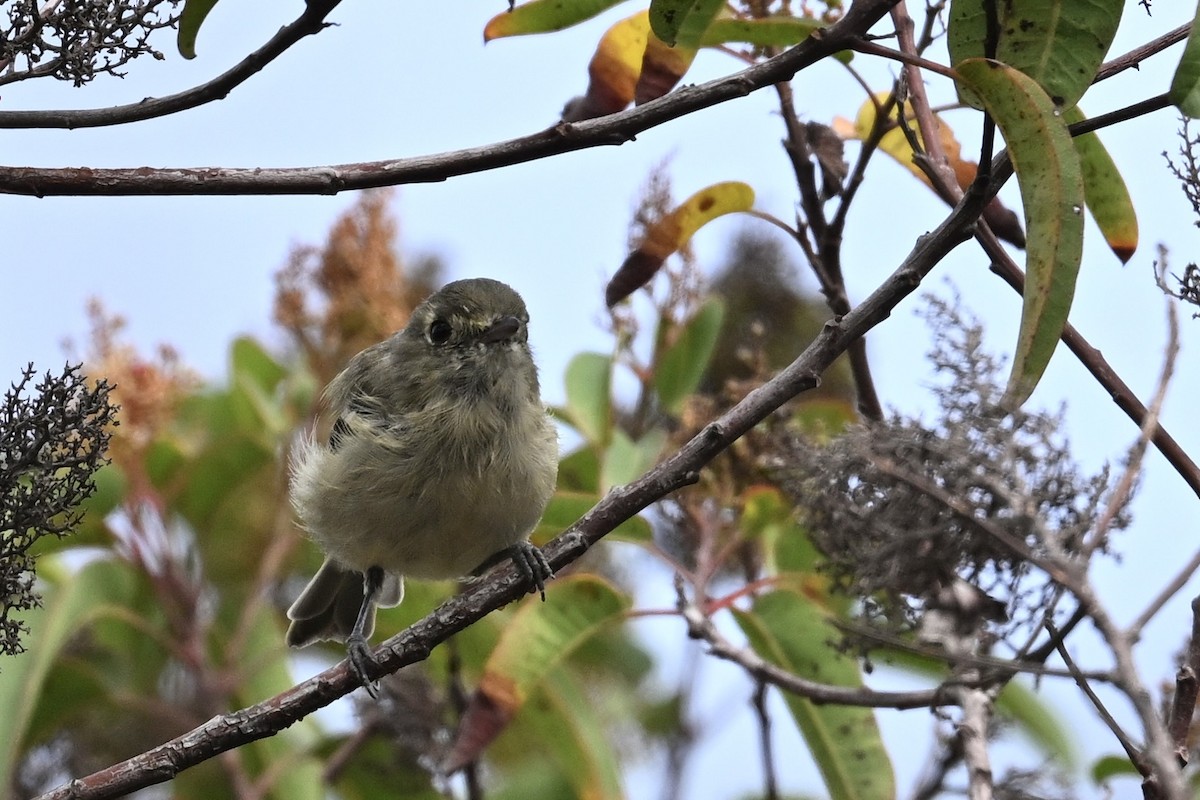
[479,315,521,344]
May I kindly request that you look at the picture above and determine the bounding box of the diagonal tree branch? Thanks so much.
[0,0,900,197]
[0,0,346,130]
[33,113,986,800]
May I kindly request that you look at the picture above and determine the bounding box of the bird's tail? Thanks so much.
[285,558,404,648]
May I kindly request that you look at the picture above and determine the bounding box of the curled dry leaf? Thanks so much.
[562,10,696,122]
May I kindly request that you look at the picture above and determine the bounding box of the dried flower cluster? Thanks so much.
[274,189,442,384]
[0,0,181,88]
[779,297,1126,640]
[77,300,196,469]
[1,363,117,657]
[1164,122,1200,314]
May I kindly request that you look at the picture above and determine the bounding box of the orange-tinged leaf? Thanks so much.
[607,181,755,305]
[483,0,625,41]
[847,93,964,189]
[636,30,697,105]
[564,11,651,121]
[1063,106,1138,263]
[443,576,630,771]
[956,59,1084,408]
[842,94,1025,247]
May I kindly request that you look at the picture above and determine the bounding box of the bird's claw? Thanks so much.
[509,541,553,601]
[346,634,379,698]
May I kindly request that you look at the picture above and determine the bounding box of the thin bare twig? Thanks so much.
[1094,23,1191,84]
[1132,547,1200,641]
[1047,623,1145,774]
[0,0,901,197]
[1165,597,1200,767]
[674,575,952,710]
[751,681,779,800]
[772,78,885,421]
[1089,250,1180,560]
[0,0,346,129]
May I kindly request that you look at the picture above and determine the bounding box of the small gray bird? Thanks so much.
[285,278,559,694]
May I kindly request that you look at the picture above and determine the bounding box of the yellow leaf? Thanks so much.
[565,11,650,120]
[607,181,755,305]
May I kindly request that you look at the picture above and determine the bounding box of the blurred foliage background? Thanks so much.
[0,186,1072,800]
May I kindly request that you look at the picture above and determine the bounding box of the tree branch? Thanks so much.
[676,575,951,711]
[0,0,900,196]
[0,0,346,130]
[34,121,985,800]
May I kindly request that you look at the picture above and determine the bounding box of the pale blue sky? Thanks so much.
[3,2,1199,797]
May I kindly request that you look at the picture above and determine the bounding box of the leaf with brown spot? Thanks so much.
[648,0,723,47]
[607,181,755,306]
[948,0,1123,111]
[1063,106,1138,263]
[956,59,1085,408]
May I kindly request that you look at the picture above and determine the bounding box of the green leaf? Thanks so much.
[562,353,612,447]
[484,575,631,704]
[1170,1,1200,117]
[947,0,1123,110]
[995,680,1076,767]
[733,590,894,800]
[233,605,325,800]
[699,16,853,63]
[177,0,219,59]
[866,645,1074,767]
[484,0,626,40]
[1091,754,1139,783]
[229,339,293,441]
[530,668,625,800]
[700,16,820,47]
[176,436,272,531]
[555,446,601,493]
[1063,106,1138,264]
[231,336,287,393]
[955,59,1084,408]
[0,558,141,791]
[740,487,822,575]
[537,490,652,544]
[654,297,725,415]
[648,0,724,47]
[600,428,667,492]
[445,577,632,770]
[32,463,125,554]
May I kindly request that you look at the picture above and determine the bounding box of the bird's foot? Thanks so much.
[346,634,379,698]
[506,541,553,601]
[472,541,554,600]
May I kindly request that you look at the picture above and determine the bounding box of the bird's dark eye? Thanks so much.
[427,319,453,345]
